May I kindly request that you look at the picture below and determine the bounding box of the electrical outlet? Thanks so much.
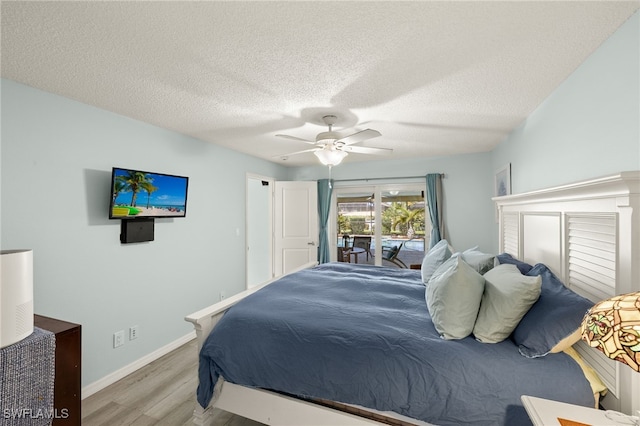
[114,330,125,348]
[129,325,139,340]
[219,291,226,301]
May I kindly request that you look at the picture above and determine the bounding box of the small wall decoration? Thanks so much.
[495,164,512,197]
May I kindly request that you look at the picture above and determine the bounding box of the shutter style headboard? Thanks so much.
[495,171,640,415]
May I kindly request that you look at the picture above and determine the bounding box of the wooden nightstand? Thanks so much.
[35,315,81,426]
[521,395,619,426]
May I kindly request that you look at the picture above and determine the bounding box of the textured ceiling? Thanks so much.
[2,1,638,167]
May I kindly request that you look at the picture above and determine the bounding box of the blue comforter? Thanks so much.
[198,263,594,425]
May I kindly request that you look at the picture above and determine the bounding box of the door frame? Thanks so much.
[246,173,274,289]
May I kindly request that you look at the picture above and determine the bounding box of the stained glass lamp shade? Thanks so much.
[581,292,640,372]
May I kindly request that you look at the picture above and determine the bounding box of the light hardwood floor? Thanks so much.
[82,338,264,426]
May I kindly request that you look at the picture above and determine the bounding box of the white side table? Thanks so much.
[521,395,630,425]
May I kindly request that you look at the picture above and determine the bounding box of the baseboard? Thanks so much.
[81,330,196,399]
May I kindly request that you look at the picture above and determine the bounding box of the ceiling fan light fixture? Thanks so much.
[276,113,386,164]
[314,149,347,166]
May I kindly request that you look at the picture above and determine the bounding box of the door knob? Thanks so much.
[308,242,316,246]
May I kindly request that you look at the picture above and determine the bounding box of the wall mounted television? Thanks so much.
[109,167,189,219]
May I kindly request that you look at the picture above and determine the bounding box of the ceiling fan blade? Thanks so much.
[341,145,392,155]
[335,129,381,145]
[272,148,319,158]
[275,134,317,145]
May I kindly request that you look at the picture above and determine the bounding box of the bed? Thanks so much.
[185,171,640,425]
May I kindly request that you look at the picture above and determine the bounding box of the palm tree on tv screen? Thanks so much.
[118,171,152,207]
[141,182,159,209]
[112,179,126,204]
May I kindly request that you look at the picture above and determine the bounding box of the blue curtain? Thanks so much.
[317,179,334,263]
[426,173,444,250]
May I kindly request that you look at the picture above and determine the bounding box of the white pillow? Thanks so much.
[472,264,542,343]
[426,256,485,340]
[421,239,453,283]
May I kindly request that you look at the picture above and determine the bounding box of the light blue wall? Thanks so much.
[0,79,289,388]
[289,152,495,253]
[492,11,640,194]
[247,177,272,287]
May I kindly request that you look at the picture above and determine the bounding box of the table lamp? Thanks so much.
[0,249,34,348]
[581,291,640,372]
[581,291,640,425]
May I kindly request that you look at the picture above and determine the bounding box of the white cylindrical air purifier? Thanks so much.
[0,249,34,348]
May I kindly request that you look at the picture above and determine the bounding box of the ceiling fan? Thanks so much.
[275,115,392,166]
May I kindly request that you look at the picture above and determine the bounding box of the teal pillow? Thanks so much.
[473,264,542,343]
[426,256,485,340]
[461,247,495,275]
[421,239,453,283]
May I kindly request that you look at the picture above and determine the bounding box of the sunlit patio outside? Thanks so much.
[337,191,427,268]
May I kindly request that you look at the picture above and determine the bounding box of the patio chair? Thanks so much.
[382,242,407,268]
[337,246,351,263]
[352,236,373,261]
[342,234,351,248]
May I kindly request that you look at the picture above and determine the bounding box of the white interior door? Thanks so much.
[274,181,318,277]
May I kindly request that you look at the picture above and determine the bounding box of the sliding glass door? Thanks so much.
[335,184,427,267]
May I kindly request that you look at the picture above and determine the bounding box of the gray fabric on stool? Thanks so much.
[0,327,56,426]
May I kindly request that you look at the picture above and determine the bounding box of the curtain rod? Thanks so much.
[333,173,444,183]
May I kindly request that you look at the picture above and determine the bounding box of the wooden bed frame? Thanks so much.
[185,171,640,425]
